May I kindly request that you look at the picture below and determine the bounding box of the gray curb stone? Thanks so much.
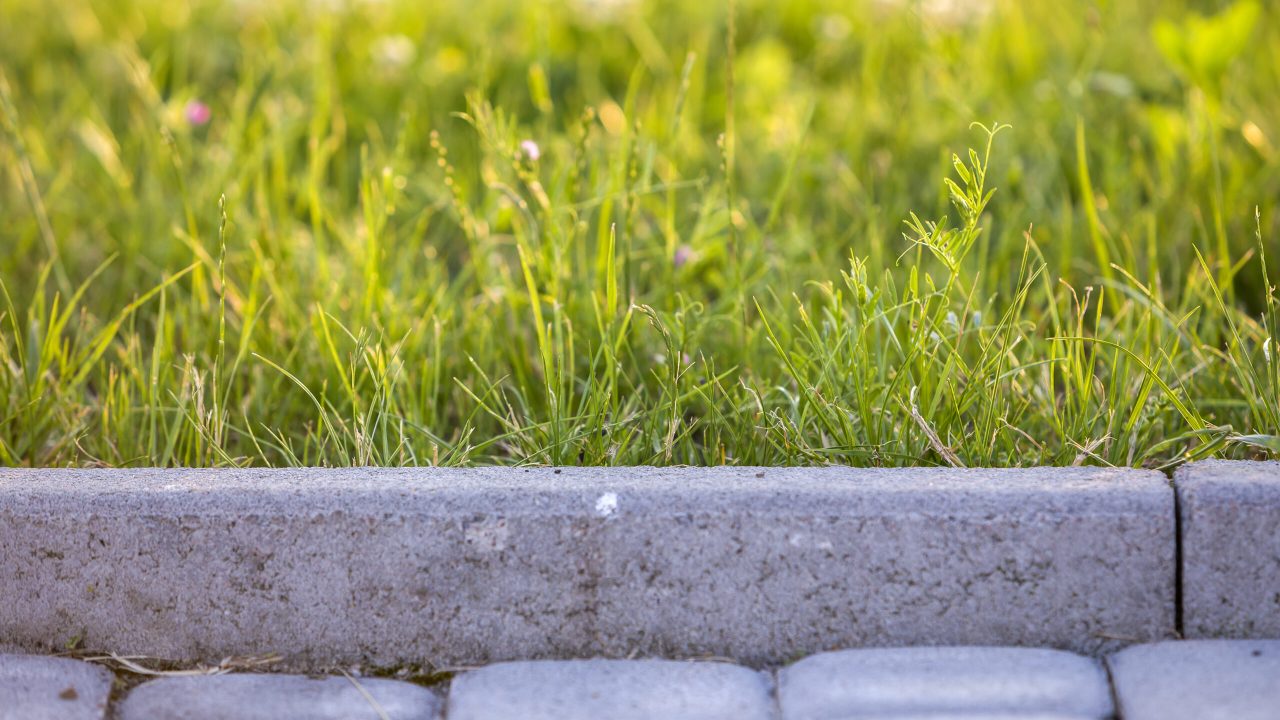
[777,646,1113,719]
[1107,639,1280,720]
[116,674,442,720]
[1175,460,1280,638]
[0,467,1173,669]
[446,659,775,720]
[0,653,114,720]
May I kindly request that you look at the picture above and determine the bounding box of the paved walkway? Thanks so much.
[2,640,1277,719]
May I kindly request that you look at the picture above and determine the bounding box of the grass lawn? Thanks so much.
[0,0,1277,468]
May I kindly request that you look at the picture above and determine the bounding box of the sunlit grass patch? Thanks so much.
[0,0,1276,467]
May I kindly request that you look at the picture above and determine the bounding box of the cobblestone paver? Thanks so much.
[0,653,113,720]
[778,647,1113,719]
[446,659,775,720]
[116,673,442,720]
[1108,639,1280,720]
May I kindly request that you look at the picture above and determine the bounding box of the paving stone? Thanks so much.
[1107,640,1280,720]
[0,466,1173,668]
[0,653,114,720]
[821,715,1098,719]
[116,673,441,720]
[446,659,775,720]
[1175,460,1280,638]
[777,646,1112,719]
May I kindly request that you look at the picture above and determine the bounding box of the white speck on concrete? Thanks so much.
[595,492,618,518]
[789,533,833,551]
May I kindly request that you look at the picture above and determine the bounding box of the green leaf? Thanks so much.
[1152,20,1189,76]
[1233,434,1280,454]
[1152,0,1260,90]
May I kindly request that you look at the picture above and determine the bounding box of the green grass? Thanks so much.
[1,0,1277,468]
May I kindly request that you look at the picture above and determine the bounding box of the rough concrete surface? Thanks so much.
[116,674,441,720]
[0,466,1174,669]
[0,653,114,720]
[1175,460,1280,638]
[446,659,775,720]
[777,646,1113,719]
[1107,639,1280,720]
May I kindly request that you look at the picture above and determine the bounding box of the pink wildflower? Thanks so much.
[185,100,211,126]
[519,139,541,162]
[673,244,694,269]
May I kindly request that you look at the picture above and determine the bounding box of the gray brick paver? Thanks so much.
[446,659,776,720]
[1108,640,1280,720]
[777,646,1112,719]
[0,653,114,720]
[116,673,442,720]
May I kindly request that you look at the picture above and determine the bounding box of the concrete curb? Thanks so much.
[0,466,1176,670]
[1174,460,1280,639]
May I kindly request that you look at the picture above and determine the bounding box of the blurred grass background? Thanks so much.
[0,0,1276,467]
